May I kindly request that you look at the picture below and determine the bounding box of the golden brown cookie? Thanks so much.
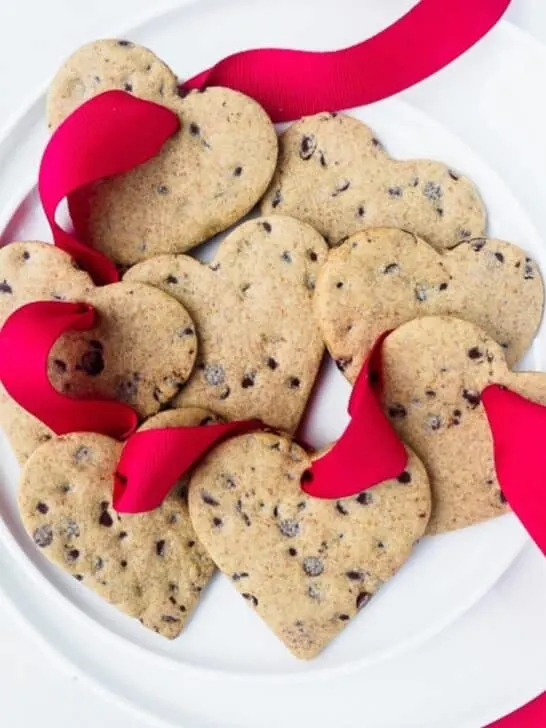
[381,316,546,534]
[125,215,327,433]
[0,242,94,462]
[188,431,430,659]
[314,229,544,380]
[48,39,278,267]
[261,112,485,249]
[18,408,219,638]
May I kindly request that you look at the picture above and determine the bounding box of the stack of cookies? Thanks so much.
[1,39,544,659]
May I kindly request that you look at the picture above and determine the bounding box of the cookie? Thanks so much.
[0,242,94,462]
[188,431,430,659]
[381,316,546,534]
[49,281,197,418]
[18,407,219,638]
[125,215,328,433]
[315,229,544,381]
[47,39,278,267]
[261,112,485,250]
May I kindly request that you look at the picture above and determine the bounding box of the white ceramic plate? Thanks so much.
[0,2,544,726]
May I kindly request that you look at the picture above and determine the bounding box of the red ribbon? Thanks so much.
[0,301,137,439]
[182,0,511,122]
[39,90,179,285]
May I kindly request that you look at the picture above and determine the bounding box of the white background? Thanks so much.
[0,1,546,726]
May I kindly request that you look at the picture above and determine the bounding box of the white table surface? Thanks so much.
[0,1,545,726]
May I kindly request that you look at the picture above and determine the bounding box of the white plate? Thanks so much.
[0,2,544,726]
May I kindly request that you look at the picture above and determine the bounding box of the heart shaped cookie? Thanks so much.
[49,280,197,418]
[188,431,431,659]
[0,242,198,462]
[381,315,546,534]
[125,215,328,433]
[314,229,544,379]
[0,242,94,462]
[261,112,485,250]
[18,407,219,638]
[47,39,278,267]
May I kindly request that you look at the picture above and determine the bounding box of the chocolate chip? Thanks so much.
[336,501,349,515]
[302,557,324,577]
[74,574,84,581]
[383,262,400,274]
[471,239,486,252]
[189,122,200,136]
[397,471,412,484]
[388,403,407,419]
[495,252,505,263]
[299,134,317,160]
[219,386,231,400]
[271,189,282,208]
[357,205,365,217]
[233,166,243,176]
[120,560,128,568]
[462,389,481,408]
[161,615,180,623]
[165,274,178,284]
[288,547,298,556]
[157,184,169,194]
[307,249,318,262]
[339,614,350,621]
[439,282,449,291]
[241,373,255,388]
[33,525,53,547]
[499,490,507,504]
[99,510,113,528]
[94,557,104,570]
[212,517,223,528]
[209,262,221,272]
[261,221,272,233]
[156,540,166,557]
[423,181,442,201]
[458,228,472,239]
[232,572,249,581]
[242,593,259,607]
[356,591,372,609]
[372,137,382,148]
[278,519,300,538]
[60,483,72,494]
[204,363,225,386]
[346,570,365,581]
[187,540,195,548]
[287,377,301,390]
[332,179,350,196]
[118,40,133,46]
[425,388,436,398]
[36,502,49,514]
[281,251,292,263]
[411,177,419,187]
[388,186,403,198]
[1,280,14,294]
[467,347,483,360]
[23,251,30,260]
[266,357,278,370]
[199,416,215,426]
[356,491,373,504]
[319,152,328,167]
[448,169,460,181]
[335,281,344,289]
[201,491,219,507]
[80,349,104,376]
[425,415,442,432]
[74,446,91,463]
[524,258,535,279]
[124,82,133,92]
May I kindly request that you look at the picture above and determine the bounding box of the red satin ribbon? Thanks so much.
[39,91,179,285]
[482,385,546,556]
[0,301,137,439]
[304,331,407,498]
[182,0,511,122]
[114,420,263,513]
